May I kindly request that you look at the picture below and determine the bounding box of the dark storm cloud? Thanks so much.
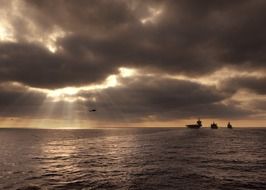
[0,42,116,88]
[222,76,266,95]
[25,0,136,33]
[79,76,250,122]
[0,76,252,121]
[250,100,266,111]
[39,0,263,75]
[0,83,46,117]
[0,0,265,88]
[0,83,46,105]
[0,83,81,119]
[0,0,266,123]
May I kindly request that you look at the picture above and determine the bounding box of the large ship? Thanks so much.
[186,119,202,129]
[227,122,233,129]
[210,122,218,129]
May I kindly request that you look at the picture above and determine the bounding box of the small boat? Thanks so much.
[210,122,218,129]
[186,119,202,129]
[227,122,233,129]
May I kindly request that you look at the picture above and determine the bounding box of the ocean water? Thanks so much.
[0,128,265,190]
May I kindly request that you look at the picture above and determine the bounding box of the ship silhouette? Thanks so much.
[227,122,233,129]
[186,119,233,129]
[186,119,202,129]
[210,122,218,129]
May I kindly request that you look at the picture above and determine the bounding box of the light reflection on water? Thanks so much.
[0,128,265,190]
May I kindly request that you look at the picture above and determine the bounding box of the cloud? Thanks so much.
[78,76,250,122]
[0,75,255,122]
[250,100,266,111]
[0,0,265,88]
[222,76,266,95]
[0,0,265,124]
[0,82,46,117]
[0,42,116,88]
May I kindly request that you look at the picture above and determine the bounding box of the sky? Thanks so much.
[0,0,266,128]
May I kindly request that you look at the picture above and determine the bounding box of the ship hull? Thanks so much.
[210,123,218,129]
[186,125,201,129]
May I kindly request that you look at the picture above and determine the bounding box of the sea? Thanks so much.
[0,128,265,190]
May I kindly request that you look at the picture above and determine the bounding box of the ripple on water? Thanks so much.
[0,128,265,190]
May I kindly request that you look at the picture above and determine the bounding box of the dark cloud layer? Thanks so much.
[0,0,265,123]
[1,0,266,88]
[0,42,118,88]
[0,76,251,121]
[79,77,250,122]
[222,76,266,95]
[0,83,46,117]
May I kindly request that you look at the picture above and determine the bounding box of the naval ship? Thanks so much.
[210,122,218,129]
[227,122,233,129]
[186,119,202,129]
[186,119,233,129]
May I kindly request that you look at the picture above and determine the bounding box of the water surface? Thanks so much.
[0,128,265,190]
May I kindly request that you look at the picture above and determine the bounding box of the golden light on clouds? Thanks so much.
[48,87,79,97]
[141,7,163,24]
[119,67,136,77]
[0,23,15,42]
[0,0,66,53]
[42,28,66,53]
[42,67,137,102]
[25,26,66,53]
[0,2,16,42]
[168,68,266,86]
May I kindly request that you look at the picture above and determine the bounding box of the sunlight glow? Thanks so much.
[42,67,136,102]
[44,29,65,53]
[12,66,265,104]
[0,0,65,53]
[119,67,136,77]
[46,87,85,102]
[141,7,163,24]
[42,67,130,102]
[105,75,118,87]
[0,24,15,42]
[168,68,266,86]
[30,27,66,53]
[47,44,57,53]
[48,87,79,97]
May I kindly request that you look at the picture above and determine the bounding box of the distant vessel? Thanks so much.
[227,122,233,129]
[186,119,202,129]
[210,122,218,129]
